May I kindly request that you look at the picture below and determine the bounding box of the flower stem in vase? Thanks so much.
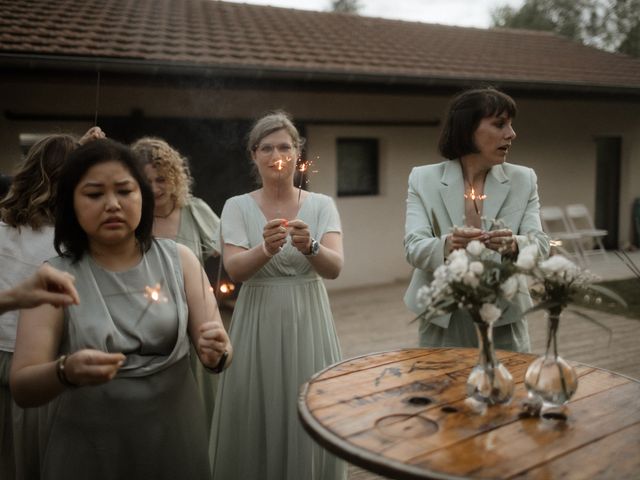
[466,318,514,405]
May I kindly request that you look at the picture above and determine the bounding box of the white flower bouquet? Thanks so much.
[416,240,521,326]
[516,247,626,410]
[516,245,625,321]
[416,239,523,404]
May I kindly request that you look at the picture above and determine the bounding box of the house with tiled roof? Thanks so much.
[1,0,640,290]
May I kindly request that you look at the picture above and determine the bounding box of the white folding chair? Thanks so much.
[540,206,586,266]
[565,203,608,261]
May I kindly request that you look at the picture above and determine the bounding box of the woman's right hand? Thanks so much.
[64,350,125,386]
[262,218,288,256]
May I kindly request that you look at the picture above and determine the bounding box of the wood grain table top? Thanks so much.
[298,348,640,480]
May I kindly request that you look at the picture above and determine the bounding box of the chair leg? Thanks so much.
[595,237,608,260]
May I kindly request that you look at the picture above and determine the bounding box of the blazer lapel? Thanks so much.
[483,164,510,228]
[439,160,465,228]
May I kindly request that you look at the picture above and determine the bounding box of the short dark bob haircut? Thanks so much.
[54,138,155,262]
[438,87,517,160]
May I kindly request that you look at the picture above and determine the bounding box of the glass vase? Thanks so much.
[466,320,515,405]
[525,309,578,408]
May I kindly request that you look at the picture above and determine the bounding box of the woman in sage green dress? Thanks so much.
[209,111,347,480]
[133,136,221,430]
[10,139,232,480]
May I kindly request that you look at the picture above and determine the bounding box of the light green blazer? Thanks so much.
[403,160,549,328]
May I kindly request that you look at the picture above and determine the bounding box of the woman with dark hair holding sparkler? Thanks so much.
[404,87,549,352]
[209,111,346,480]
[10,138,231,480]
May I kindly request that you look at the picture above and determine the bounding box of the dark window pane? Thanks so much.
[337,138,378,197]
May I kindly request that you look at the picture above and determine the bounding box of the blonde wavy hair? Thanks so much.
[0,134,77,229]
[131,137,193,208]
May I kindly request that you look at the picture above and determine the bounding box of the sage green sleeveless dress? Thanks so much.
[209,192,347,480]
[44,239,210,480]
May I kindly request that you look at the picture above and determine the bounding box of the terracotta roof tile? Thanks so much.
[1,0,639,91]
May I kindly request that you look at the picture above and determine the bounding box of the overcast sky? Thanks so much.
[222,0,526,28]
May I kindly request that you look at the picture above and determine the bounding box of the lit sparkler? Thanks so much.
[275,157,285,217]
[134,278,168,326]
[464,186,487,215]
[295,156,319,208]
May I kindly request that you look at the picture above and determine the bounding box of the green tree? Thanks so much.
[329,0,362,14]
[491,0,640,57]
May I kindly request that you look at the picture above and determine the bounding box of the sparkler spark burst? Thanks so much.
[464,186,487,216]
[464,187,487,202]
[296,157,319,207]
[219,282,236,294]
[144,284,168,303]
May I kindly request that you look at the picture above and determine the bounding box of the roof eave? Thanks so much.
[2,53,640,99]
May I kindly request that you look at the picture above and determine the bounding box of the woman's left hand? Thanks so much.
[288,219,312,255]
[197,321,232,370]
[484,229,518,255]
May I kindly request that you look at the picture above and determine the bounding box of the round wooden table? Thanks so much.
[298,348,640,479]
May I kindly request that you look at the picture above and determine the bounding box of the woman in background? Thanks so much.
[404,87,549,352]
[209,111,346,480]
[10,138,231,480]
[132,136,221,429]
[0,128,102,480]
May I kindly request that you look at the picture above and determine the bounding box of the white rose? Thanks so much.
[434,265,448,282]
[462,271,480,288]
[469,261,484,275]
[448,249,467,262]
[516,244,538,270]
[500,276,519,299]
[416,286,432,309]
[466,240,485,257]
[449,256,469,278]
[539,255,577,275]
[479,303,502,324]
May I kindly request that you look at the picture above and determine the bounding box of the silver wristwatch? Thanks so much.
[306,239,320,257]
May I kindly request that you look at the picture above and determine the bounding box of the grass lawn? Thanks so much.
[579,278,640,320]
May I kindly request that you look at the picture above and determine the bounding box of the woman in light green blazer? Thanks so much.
[404,87,549,352]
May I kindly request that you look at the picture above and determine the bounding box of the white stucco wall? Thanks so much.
[1,79,638,291]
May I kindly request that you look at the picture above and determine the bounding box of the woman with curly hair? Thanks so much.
[0,127,105,480]
[132,137,221,430]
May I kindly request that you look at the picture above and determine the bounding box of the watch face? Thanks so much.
[310,239,320,256]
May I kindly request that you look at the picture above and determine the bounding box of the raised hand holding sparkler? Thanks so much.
[262,218,288,257]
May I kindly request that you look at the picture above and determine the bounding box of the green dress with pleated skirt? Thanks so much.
[209,192,347,480]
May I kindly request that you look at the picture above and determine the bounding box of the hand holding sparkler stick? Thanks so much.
[288,219,312,255]
[262,218,288,257]
[59,349,126,387]
[483,228,517,255]
[197,321,231,371]
[182,245,232,372]
[448,226,484,252]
